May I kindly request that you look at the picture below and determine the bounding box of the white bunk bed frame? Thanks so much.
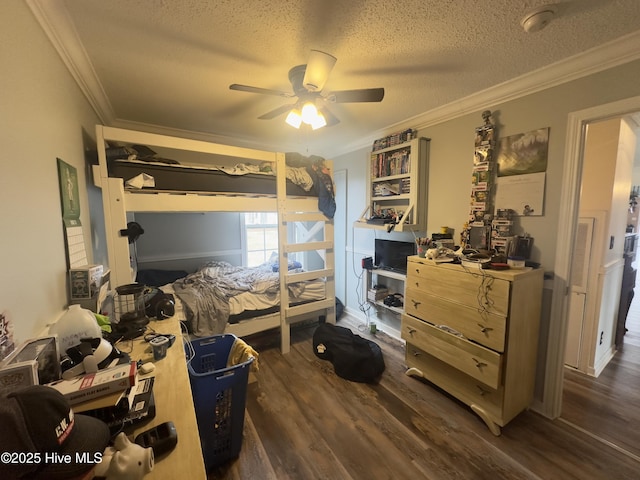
[93,125,336,354]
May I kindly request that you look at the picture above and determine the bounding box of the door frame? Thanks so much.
[544,95,640,418]
[334,169,347,303]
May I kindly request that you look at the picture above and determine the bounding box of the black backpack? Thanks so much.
[313,323,385,383]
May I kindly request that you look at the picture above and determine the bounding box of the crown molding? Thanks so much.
[27,0,640,158]
[337,30,640,157]
[26,0,114,124]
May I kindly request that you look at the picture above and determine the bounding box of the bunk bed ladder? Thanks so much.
[276,153,336,354]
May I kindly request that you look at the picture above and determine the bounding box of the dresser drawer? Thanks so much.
[406,260,510,317]
[405,286,506,352]
[402,314,503,389]
[405,342,504,424]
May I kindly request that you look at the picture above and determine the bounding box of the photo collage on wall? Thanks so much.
[463,110,511,250]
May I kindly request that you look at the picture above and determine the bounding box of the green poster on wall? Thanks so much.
[57,158,87,268]
[57,157,81,221]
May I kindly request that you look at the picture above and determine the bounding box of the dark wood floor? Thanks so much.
[203,316,640,479]
[561,297,640,460]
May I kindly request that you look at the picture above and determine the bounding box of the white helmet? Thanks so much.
[50,304,102,354]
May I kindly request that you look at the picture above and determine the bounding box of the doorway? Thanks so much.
[545,96,640,420]
[550,97,640,458]
[564,117,637,376]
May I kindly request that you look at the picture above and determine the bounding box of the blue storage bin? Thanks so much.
[187,334,254,470]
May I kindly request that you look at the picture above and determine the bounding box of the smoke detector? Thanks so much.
[520,5,556,33]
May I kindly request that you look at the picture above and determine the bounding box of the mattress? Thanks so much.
[109,159,318,196]
[228,278,326,315]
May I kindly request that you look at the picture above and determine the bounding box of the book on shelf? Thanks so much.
[372,129,417,151]
[371,149,411,178]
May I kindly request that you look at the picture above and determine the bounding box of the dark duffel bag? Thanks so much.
[313,323,385,383]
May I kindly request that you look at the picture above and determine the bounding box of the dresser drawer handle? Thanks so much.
[411,349,422,357]
[407,327,417,337]
[477,323,493,334]
[476,385,491,396]
[411,299,421,308]
[472,357,487,370]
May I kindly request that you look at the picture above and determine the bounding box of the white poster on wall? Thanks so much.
[495,172,545,216]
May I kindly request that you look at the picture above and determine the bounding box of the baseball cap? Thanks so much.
[0,385,111,479]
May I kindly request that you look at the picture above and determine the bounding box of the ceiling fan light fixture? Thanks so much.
[303,50,337,92]
[311,112,327,130]
[285,108,302,128]
[301,102,318,124]
[233,50,382,129]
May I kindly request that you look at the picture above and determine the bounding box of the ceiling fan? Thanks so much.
[229,50,385,129]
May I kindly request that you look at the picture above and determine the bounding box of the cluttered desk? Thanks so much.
[121,316,207,479]
[1,274,257,479]
[0,305,207,480]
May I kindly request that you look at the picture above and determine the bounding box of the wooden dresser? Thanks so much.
[401,256,543,435]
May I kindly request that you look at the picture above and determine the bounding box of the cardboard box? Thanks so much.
[75,376,156,429]
[0,360,38,392]
[368,288,388,302]
[73,386,133,414]
[69,265,104,300]
[47,361,137,405]
[3,336,60,384]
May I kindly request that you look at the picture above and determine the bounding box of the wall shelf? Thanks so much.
[364,268,407,314]
[355,137,430,232]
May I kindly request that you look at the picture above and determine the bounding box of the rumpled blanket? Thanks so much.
[173,261,306,337]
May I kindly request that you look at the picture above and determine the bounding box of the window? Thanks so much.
[244,212,278,266]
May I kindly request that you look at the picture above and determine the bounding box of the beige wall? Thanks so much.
[341,61,640,272]
[338,59,640,406]
[0,0,100,344]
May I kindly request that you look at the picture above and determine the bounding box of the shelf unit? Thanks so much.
[364,268,407,314]
[356,137,430,232]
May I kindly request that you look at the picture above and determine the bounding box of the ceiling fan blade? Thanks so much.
[329,88,385,103]
[229,84,294,98]
[303,50,337,92]
[258,103,297,120]
[319,106,340,127]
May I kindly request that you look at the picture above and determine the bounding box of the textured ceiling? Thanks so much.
[31,0,640,156]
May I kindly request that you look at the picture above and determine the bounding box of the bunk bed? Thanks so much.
[94,125,336,353]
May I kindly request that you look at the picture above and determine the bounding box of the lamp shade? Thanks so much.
[303,50,337,92]
[311,112,327,130]
[301,102,318,124]
[285,108,302,128]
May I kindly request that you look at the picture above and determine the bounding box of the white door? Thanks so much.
[565,217,595,367]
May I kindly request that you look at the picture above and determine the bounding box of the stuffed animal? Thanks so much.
[93,433,154,480]
[425,248,440,260]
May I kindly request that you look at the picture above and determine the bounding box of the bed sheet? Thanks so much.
[228,278,325,315]
[166,261,326,336]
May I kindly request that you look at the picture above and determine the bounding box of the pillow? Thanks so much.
[267,252,302,272]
